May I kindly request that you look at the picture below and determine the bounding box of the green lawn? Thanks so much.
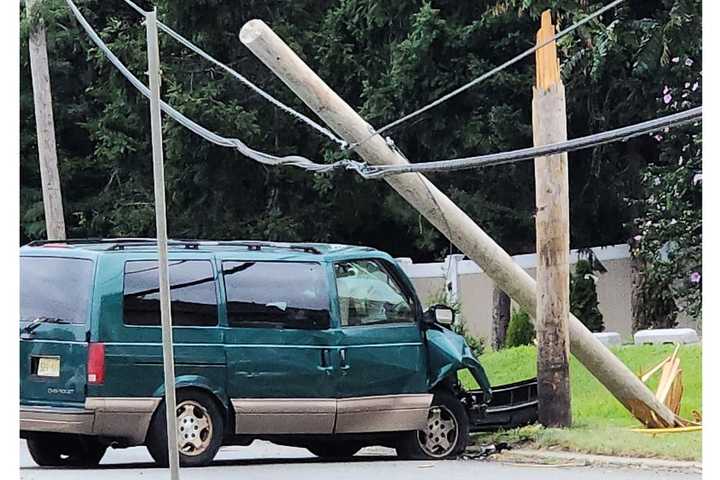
[460,344,702,461]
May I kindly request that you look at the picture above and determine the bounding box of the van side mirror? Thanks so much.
[422,304,456,328]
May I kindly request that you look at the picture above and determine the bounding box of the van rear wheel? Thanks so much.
[27,434,107,467]
[146,390,224,467]
[395,390,469,460]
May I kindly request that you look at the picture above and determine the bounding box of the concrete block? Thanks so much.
[593,332,622,347]
[633,328,699,345]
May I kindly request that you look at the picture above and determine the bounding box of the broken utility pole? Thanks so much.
[532,10,571,428]
[26,0,66,240]
[239,19,681,428]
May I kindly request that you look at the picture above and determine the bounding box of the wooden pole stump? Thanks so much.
[533,10,571,427]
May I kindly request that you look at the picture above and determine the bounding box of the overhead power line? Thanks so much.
[351,107,702,179]
[65,0,357,174]
[66,0,701,183]
[121,0,347,148]
[346,0,626,152]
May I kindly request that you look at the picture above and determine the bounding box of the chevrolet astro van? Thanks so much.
[20,238,507,467]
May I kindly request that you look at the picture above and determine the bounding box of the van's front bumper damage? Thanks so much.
[20,397,160,445]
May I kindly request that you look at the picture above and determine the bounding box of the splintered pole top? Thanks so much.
[535,10,561,91]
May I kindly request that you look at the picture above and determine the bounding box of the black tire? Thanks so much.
[27,434,107,467]
[146,390,225,467]
[395,390,469,460]
[307,442,362,459]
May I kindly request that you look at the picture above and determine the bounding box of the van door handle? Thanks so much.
[319,349,333,375]
[339,348,350,371]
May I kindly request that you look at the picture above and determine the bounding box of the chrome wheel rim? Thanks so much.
[176,400,213,456]
[417,406,459,458]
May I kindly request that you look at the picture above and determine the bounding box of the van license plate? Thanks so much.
[37,357,60,377]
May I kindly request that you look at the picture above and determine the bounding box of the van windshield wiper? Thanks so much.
[20,316,70,335]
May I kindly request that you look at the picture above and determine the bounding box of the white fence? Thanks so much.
[398,244,696,342]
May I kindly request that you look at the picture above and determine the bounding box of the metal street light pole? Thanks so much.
[145,8,181,480]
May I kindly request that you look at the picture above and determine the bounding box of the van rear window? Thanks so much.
[20,256,94,325]
[222,261,330,330]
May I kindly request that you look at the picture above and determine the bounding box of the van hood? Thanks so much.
[425,325,492,402]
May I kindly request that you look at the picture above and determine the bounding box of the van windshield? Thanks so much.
[20,256,94,324]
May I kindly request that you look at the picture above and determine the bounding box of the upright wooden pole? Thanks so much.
[239,19,680,428]
[491,286,510,350]
[26,0,66,240]
[533,10,571,427]
[146,9,181,479]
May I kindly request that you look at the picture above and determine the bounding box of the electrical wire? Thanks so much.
[349,107,702,178]
[121,0,347,148]
[346,0,626,152]
[65,0,361,174]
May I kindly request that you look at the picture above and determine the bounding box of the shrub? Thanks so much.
[505,308,535,348]
[570,259,605,332]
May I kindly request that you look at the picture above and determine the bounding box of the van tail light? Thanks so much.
[87,342,105,385]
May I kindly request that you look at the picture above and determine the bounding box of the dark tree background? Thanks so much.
[20,0,701,263]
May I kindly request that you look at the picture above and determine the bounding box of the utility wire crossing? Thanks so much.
[121,0,348,148]
[66,0,351,174]
[66,0,701,181]
[345,0,626,152]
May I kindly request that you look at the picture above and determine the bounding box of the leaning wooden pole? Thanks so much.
[533,11,571,427]
[26,0,66,240]
[239,19,679,428]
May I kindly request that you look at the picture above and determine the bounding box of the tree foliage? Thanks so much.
[504,307,535,348]
[628,52,702,329]
[20,0,701,270]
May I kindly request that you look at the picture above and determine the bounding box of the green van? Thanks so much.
[19,238,495,467]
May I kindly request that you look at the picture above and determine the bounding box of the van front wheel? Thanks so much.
[146,390,224,467]
[395,390,469,460]
[27,434,107,467]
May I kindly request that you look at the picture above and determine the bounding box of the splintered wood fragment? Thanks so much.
[656,357,681,406]
[535,10,561,91]
[640,356,671,383]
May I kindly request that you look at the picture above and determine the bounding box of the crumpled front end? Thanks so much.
[425,326,492,404]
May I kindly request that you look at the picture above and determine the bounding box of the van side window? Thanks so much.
[334,260,415,327]
[123,260,218,326]
[222,261,330,330]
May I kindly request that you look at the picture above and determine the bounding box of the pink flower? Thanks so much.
[685,58,694,67]
[663,93,673,104]
[654,134,663,142]
[690,272,701,283]
[663,86,671,94]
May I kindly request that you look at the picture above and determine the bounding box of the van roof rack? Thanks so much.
[27,238,321,254]
[27,238,200,250]
[215,241,322,254]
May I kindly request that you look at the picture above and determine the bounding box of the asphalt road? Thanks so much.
[20,440,698,480]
